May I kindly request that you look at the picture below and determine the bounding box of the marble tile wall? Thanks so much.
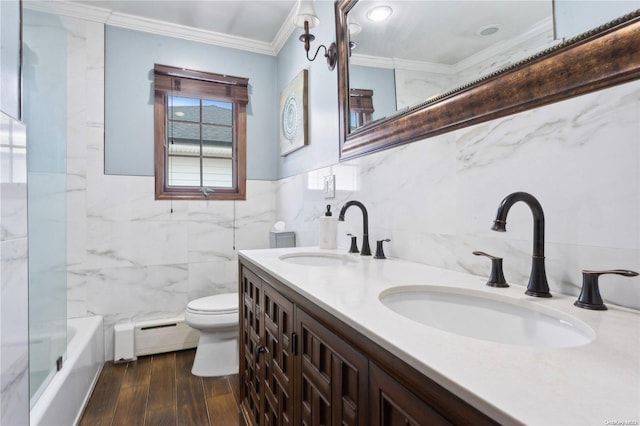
[57,11,639,364]
[276,80,640,310]
[62,17,277,359]
[0,113,29,425]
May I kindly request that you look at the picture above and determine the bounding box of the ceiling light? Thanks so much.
[367,6,392,22]
[477,24,501,37]
[174,111,185,117]
[293,0,337,70]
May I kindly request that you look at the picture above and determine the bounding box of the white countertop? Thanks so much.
[239,247,640,426]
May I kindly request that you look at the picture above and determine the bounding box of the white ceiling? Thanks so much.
[63,0,552,64]
[73,0,298,43]
[349,1,552,65]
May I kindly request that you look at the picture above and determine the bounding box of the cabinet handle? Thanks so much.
[255,345,265,356]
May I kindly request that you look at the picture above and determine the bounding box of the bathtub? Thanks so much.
[30,316,104,426]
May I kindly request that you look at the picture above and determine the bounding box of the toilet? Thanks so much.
[185,292,239,377]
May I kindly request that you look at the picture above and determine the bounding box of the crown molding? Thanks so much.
[350,53,452,74]
[24,0,111,23]
[272,4,298,55]
[23,0,289,56]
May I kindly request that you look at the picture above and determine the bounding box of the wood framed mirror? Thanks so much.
[336,0,640,160]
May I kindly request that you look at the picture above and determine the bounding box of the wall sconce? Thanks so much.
[348,21,362,51]
[293,0,337,70]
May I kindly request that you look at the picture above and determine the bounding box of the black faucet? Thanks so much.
[575,269,638,310]
[491,192,551,297]
[338,201,371,256]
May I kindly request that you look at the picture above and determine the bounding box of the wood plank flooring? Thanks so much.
[79,349,242,426]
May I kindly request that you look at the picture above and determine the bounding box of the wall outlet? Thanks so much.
[323,175,335,199]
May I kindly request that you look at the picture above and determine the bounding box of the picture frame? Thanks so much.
[279,69,308,156]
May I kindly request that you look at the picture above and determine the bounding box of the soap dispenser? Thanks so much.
[319,205,337,249]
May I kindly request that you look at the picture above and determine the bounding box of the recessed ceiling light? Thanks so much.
[367,5,392,22]
[174,111,185,117]
[477,24,501,37]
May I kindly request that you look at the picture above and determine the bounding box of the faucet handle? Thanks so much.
[472,251,509,288]
[574,269,639,310]
[346,233,359,254]
[374,239,391,259]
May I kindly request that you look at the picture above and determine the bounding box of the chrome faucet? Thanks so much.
[338,201,371,256]
[491,192,551,297]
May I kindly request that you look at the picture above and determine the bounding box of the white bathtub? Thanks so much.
[30,316,104,426]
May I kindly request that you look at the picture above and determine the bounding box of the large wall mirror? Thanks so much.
[336,0,640,160]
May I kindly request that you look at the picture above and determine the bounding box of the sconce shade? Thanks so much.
[348,21,362,36]
[293,0,320,29]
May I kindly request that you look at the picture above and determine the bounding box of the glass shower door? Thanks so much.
[23,9,68,405]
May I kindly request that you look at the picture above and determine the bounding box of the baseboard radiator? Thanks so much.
[113,315,199,363]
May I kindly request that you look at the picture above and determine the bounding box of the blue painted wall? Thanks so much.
[554,0,640,39]
[276,0,340,179]
[105,26,278,179]
[350,64,396,122]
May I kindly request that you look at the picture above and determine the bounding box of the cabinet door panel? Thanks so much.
[370,363,451,426]
[296,308,368,426]
[262,283,295,425]
[240,267,263,424]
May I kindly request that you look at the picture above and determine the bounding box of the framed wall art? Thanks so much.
[279,69,308,156]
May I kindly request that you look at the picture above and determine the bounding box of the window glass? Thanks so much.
[154,64,247,200]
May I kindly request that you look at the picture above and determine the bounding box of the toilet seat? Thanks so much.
[186,293,238,329]
[187,293,238,315]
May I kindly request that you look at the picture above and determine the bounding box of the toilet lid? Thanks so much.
[188,293,238,314]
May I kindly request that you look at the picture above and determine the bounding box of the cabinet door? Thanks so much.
[369,363,451,426]
[296,308,368,426]
[240,266,264,424]
[261,282,295,425]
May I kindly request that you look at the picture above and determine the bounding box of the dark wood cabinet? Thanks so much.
[240,266,294,426]
[296,307,368,426]
[262,282,295,425]
[370,363,450,426]
[239,259,498,426]
[240,266,262,423]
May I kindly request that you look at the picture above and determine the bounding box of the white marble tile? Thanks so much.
[86,263,189,317]
[0,183,28,241]
[66,269,88,318]
[0,237,29,426]
[84,218,189,269]
[456,82,640,250]
[276,80,640,310]
[187,260,238,301]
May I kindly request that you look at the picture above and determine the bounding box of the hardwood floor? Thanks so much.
[79,349,242,426]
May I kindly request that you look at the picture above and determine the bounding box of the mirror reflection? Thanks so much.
[347,0,557,132]
[345,0,640,134]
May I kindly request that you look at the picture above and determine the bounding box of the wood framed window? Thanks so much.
[154,64,248,200]
[349,88,374,131]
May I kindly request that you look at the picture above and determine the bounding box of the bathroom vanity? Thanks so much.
[238,247,639,425]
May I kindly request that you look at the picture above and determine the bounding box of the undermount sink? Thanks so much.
[279,252,358,267]
[380,286,595,348]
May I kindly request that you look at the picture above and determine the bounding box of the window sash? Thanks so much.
[154,64,247,200]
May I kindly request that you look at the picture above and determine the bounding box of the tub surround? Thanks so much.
[240,247,639,425]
